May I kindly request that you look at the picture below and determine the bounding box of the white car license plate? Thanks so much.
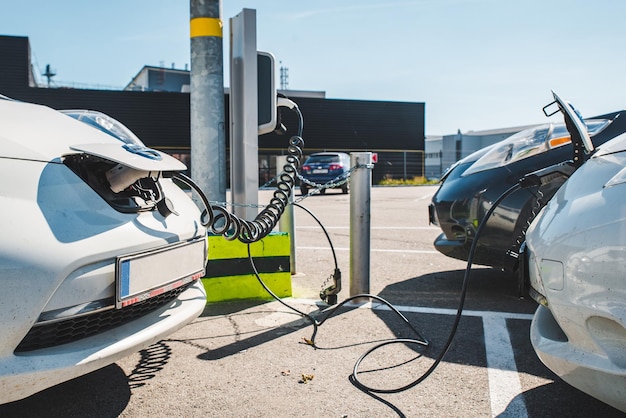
[312,168,328,174]
[116,238,207,308]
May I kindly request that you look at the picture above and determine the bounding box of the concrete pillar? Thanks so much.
[190,0,226,203]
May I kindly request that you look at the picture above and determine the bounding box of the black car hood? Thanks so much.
[593,131,626,157]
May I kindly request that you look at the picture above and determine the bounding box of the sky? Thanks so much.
[2,0,626,135]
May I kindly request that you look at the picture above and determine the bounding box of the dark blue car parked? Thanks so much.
[299,152,350,195]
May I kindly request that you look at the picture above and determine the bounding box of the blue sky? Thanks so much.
[2,0,626,135]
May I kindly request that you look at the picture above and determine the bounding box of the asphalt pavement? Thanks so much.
[1,186,624,418]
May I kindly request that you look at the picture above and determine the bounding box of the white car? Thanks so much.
[526,96,626,412]
[0,96,207,403]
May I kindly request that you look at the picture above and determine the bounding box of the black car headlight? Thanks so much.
[461,120,609,177]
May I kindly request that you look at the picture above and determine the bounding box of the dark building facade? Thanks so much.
[0,35,425,184]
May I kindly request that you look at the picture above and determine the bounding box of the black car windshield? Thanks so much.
[307,155,340,164]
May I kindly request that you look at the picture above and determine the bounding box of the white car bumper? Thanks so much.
[0,280,205,404]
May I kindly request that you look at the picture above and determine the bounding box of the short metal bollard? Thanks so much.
[349,152,373,299]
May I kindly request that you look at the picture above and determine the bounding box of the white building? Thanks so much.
[425,124,537,179]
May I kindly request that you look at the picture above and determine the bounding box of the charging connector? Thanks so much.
[519,161,575,189]
[106,164,151,193]
[320,268,342,305]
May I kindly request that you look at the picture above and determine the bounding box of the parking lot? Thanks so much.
[2,185,624,417]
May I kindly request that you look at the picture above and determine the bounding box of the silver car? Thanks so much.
[0,96,207,403]
[526,97,626,413]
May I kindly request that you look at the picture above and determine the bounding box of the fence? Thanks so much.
[262,148,425,185]
[160,148,425,186]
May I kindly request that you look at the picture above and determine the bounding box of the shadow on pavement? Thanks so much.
[196,298,343,361]
[504,382,626,417]
[0,340,176,417]
[377,267,537,313]
[0,364,131,418]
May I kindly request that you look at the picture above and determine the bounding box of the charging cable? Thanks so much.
[173,99,304,244]
[172,96,551,395]
[350,159,579,393]
[350,182,522,393]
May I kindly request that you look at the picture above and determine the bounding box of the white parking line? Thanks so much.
[414,193,435,201]
[289,299,532,418]
[297,246,439,254]
[483,315,528,417]
[372,304,530,418]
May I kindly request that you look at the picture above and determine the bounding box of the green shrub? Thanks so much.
[376,176,439,186]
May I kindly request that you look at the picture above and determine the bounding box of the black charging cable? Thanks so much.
[173,102,304,245]
[229,94,586,395]
[180,138,523,394]
[173,96,528,395]
[245,243,429,349]
[240,184,521,395]
[350,182,522,393]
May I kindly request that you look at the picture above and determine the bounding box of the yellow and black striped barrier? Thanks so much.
[201,232,292,302]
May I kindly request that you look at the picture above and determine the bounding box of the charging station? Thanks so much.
[229,8,276,221]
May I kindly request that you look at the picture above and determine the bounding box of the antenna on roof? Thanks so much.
[42,64,56,87]
[280,62,289,90]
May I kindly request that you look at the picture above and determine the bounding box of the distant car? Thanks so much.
[428,107,626,274]
[526,98,626,412]
[299,152,351,195]
[0,97,207,403]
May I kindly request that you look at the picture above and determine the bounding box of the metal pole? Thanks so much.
[403,151,407,180]
[439,150,443,178]
[190,0,226,203]
[229,8,259,220]
[350,152,373,297]
[277,155,297,274]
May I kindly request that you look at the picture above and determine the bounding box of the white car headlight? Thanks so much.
[60,109,144,146]
[462,120,609,177]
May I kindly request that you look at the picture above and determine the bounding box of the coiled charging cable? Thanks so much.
[173,102,304,244]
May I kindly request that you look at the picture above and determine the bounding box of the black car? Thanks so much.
[429,104,626,275]
[299,152,351,195]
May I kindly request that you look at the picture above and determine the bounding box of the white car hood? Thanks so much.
[0,99,185,171]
